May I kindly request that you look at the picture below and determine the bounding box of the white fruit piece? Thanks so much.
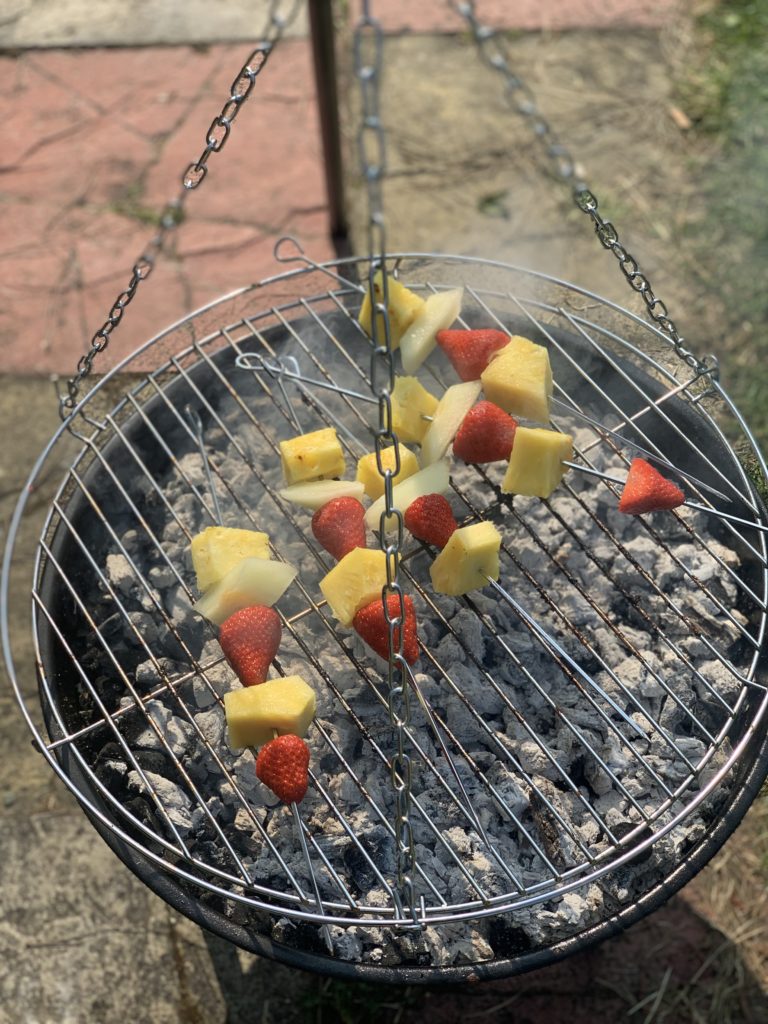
[501,426,572,498]
[278,479,366,510]
[194,557,297,625]
[279,427,345,486]
[190,526,270,593]
[224,675,316,749]
[364,458,451,533]
[430,522,501,596]
[420,380,482,466]
[480,335,553,423]
[356,445,420,500]
[358,270,425,350]
[399,288,464,374]
[319,548,387,626]
[390,375,439,444]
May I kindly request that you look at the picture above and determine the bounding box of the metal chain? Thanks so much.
[59,0,302,419]
[354,3,417,924]
[453,0,719,382]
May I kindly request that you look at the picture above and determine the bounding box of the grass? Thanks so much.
[674,0,768,448]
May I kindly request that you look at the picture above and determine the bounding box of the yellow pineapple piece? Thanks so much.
[319,548,387,626]
[391,376,439,444]
[224,676,316,749]
[501,426,572,498]
[430,522,501,596]
[280,427,345,486]
[356,445,420,500]
[359,271,425,350]
[190,526,270,592]
[481,335,553,422]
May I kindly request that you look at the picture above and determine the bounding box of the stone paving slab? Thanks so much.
[0,40,332,378]
[1,0,677,50]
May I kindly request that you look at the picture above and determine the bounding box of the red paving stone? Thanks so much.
[1,0,679,379]
[0,41,332,378]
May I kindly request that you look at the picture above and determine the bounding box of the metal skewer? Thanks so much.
[234,352,765,533]
[184,405,334,955]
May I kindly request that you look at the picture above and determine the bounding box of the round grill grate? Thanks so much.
[5,254,768,977]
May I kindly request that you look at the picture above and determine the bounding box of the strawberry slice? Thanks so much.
[404,493,458,548]
[618,458,685,515]
[218,605,281,687]
[352,594,420,665]
[256,734,310,804]
[311,497,367,561]
[453,400,518,463]
[436,328,509,381]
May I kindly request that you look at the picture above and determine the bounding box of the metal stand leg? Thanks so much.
[308,0,350,256]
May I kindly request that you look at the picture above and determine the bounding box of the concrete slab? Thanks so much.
[0,0,678,50]
[0,40,332,378]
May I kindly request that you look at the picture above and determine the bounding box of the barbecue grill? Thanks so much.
[4,0,768,983]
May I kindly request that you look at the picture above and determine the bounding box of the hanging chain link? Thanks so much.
[453,0,719,382]
[59,0,302,419]
[354,2,417,924]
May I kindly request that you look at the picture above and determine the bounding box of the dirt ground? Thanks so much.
[2,3,766,1022]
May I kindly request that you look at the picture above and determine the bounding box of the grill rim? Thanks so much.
[5,251,768,974]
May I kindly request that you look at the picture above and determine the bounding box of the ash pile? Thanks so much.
[44,310,762,970]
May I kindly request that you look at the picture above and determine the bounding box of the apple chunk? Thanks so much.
[194,557,297,625]
[400,288,464,374]
[420,381,482,466]
[364,458,451,533]
[278,479,366,510]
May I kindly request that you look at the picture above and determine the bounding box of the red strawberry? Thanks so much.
[352,594,420,665]
[256,734,310,804]
[453,401,517,463]
[404,493,458,548]
[312,497,366,560]
[436,328,510,381]
[219,605,281,687]
[618,458,685,515]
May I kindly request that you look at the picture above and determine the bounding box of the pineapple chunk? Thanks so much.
[280,427,345,486]
[224,675,316,749]
[319,547,387,626]
[481,335,553,423]
[195,557,297,625]
[391,375,439,444]
[364,458,451,532]
[420,380,482,466]
[400,288,463,374]
[191,526,270,593]
[359,270,425,349]
[278,479,366,510]
[430,522,501,596]
[501,426,572,498]
[356,445,420,500]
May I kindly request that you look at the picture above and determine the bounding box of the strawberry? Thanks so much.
[436,328,510,381]
[453,400,517,463]
[618,458,685,515]
[311,497,367,560]
[256,734,310,804]
[218,605,281,687]
[352,594,420,665]
[404,493,458,548]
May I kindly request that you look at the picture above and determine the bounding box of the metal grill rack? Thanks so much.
[5,252,768,978]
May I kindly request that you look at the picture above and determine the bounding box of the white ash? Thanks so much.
[84,326,763,972]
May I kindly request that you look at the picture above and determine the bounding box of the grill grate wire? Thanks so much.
[8,256,768,938]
